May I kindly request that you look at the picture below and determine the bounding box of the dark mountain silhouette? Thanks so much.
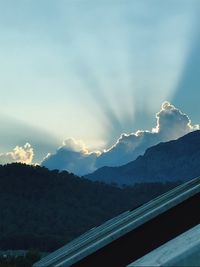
[0,163,179,252]
[86,130,200,186]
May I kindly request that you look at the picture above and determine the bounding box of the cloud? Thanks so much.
[153,101,194,138]
[62,138,90,154]
[97,101,199,167]
[42,138,100,175]
[0,114,60,163]
[0,143,34,165]
[42,102,199,175]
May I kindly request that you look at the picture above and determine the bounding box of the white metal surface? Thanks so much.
[128,224,200,267]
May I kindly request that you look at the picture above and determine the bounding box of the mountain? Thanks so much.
[86,130,200,186]
[0,163,179,252]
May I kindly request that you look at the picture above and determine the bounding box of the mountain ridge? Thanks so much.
[86,130,200,185]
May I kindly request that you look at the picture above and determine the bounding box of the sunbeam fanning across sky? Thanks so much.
[0,0,199,162]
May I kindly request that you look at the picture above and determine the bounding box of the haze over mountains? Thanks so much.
[87,130,200,186]
[42,102,199,175]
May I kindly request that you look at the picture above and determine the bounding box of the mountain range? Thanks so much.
[86,130,200,186]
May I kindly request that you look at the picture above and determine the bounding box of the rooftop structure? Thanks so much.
[129,223,200,266]
[34,176,200,267]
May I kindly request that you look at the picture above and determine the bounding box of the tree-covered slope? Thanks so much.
[0,163,179,252]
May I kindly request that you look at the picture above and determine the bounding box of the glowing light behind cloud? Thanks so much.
[57,0,197,145]
[0,0,199,152]
[0,143,34,165]
[42,101,200,175]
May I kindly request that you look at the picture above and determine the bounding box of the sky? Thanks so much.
[0,0,200,166]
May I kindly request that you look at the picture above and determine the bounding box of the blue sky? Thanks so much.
[0,0,200,163]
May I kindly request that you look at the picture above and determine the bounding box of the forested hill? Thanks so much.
[0,163,180,252]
